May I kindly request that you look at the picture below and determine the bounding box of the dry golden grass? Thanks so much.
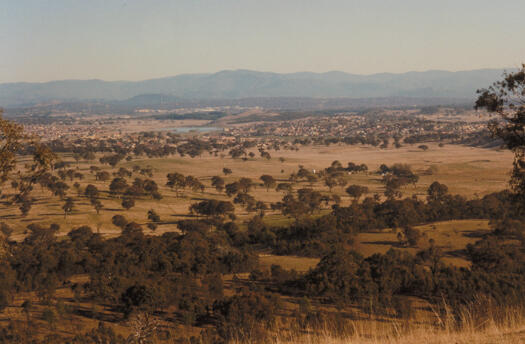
[121,142,513,199]
[235,298,525,344]
[0,143,512,257]
[264,326,525,344]
[259,254,320,272]
[354,219,490,267]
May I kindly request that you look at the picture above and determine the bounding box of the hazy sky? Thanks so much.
[1,0,524,83]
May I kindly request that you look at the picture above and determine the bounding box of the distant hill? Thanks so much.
[0,69,507,107]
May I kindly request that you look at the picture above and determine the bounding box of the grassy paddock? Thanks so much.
[234,299,525,344]
[354,219,490,267]
[259,254,320,272]
[0,144,511,255]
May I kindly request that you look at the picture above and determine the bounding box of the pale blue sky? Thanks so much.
[1,0,524,82]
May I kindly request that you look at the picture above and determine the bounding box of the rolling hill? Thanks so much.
[0,68,507,107]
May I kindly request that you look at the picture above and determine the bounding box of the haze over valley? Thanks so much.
[1,1,524,343]
[0,68,507,107]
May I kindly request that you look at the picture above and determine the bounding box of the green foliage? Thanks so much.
[42,308,57,329]
[0,262,15,311]
[345,184,369,200]
[298,247,525,308]
[111,214,128,228]
[121,197,135,210]
[120,284,156,317]
[71,322,126,344]
[225,181,240,197]
[211,175,225,192]
[109,177,128,195]
[190,199,234,219]
[260,174,276,191]
[62,197,74,217]
[427,181,449,201]
[476,64,525,205]
[213,292,281,342]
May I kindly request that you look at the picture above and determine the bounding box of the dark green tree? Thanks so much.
[62,197,74,218]
[476,65,525,203]
[121,197,135,210]
[260,175,276,191]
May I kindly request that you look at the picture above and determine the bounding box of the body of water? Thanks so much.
[169,126,222,133]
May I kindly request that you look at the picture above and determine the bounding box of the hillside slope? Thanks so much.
[0,68,507,106]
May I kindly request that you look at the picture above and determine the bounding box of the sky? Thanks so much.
[1,0,524,83]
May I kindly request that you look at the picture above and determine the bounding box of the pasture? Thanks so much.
[1,142,512,248]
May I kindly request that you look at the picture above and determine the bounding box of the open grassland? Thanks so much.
[259,254,320,272]
[354,219,490,267]
[0,140,518,343]
[124,142,513,198]
[1,143,512,246]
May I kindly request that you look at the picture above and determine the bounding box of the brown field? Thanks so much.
[0,141,518,343]
[259,254,320,272]
[354,219,490,267]
[2,142,512,246]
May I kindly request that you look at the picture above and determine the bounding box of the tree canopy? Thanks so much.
[476,65,525,203]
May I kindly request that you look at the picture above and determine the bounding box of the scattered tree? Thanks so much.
[62,197,74,218]
[345,184,369,201]
[260,175,276,191]
[122,197,135,210]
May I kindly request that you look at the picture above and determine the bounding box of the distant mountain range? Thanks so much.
[0,69,507,107]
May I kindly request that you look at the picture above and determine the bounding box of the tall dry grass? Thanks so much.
[230,297,525,344]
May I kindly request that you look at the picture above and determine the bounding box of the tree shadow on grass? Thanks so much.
[189,197,210,202]
[169,214,199,219]
[462,230,491,238]
[445,249,468,259]
[361,240,404,248]
[72,305,121,323]
[0,214,20,220]
[20,217,51,222]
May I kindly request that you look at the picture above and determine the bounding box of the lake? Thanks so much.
[169,126,222,133]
